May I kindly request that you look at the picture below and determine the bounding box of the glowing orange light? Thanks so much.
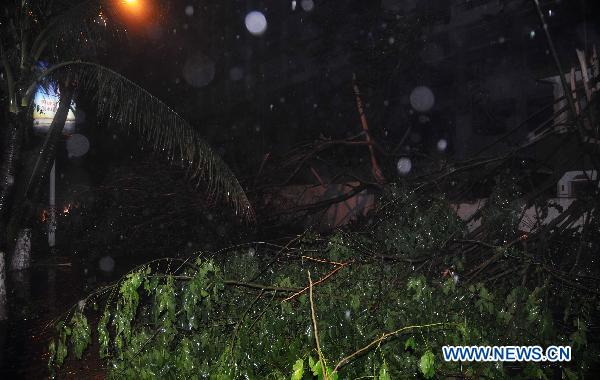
[117,0,149,22]
[119,0,142,13]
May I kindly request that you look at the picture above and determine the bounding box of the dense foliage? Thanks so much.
[48,182,599,379]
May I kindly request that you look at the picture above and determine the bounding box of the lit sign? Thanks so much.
[32,84,77,134]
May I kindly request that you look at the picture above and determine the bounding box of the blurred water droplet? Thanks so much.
[66,134,90,158]
[184,5,194,16]
[397,157,412,175]
[229,66,244,81]
[99,256,115,273]
[183,54,216,87]
[437,138,448,152]
[301,0,314,12]
[409,86,435,112]
[245,11,267,36]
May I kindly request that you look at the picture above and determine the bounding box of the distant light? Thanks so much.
[397,157,412,175]
[291,0,297,11]
[548,9,553,17]
[529,30,536,39]
[185,5,194,16]
[119,0,145,19]
[245,11,267,36]
[121,0,139,9]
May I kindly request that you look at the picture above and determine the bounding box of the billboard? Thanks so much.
[32,84,77,134]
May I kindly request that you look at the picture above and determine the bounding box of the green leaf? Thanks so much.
[419,350,435,379]
[405,336,417,351]
[350,294,360,311]
[291,359,304,380]
[308,356,318,374]
[70,311,91,359]
[379,361,391,380]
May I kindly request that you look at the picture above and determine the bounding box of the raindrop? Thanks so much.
[301,0,314,12]
[529,30,536,39]
[409,86,435,112]
[99,256,115,273]
[437,138,448,152]
[397,157,412,175]
[229,66,244,81]
[388,37,395,45]
[291,0,297,11]
[185,5,194,16]
[245,11,267,36]
[182,53,216,88]
[6,175,14,186]
[66,134,90,158]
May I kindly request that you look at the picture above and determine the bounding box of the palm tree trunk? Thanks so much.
[0,251,7,320]
[7,81,74,266]
[0,113,25,249]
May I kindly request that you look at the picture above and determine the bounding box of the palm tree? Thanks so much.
[0,1,253,318]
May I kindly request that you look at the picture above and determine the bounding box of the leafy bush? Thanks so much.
[49,187,599,379]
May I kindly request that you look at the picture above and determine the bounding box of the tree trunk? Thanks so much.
[9,228,31,271]
[0,251,7,320]
[0,113,25,250]
[6,82,75,248]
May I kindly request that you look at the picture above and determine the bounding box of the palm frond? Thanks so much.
[48,61,255,221]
